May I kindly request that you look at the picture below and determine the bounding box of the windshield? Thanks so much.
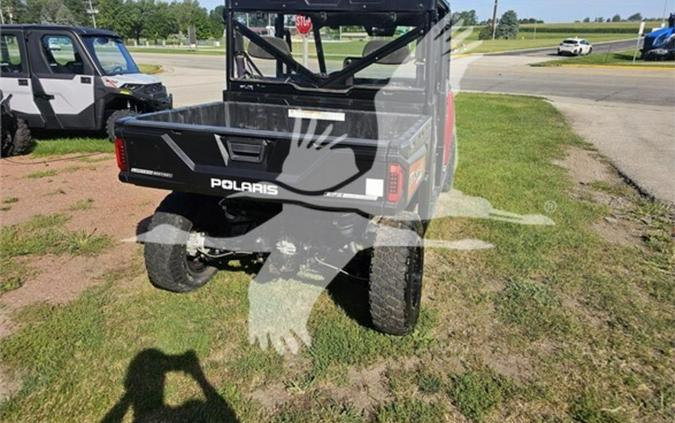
[82,36,139,75]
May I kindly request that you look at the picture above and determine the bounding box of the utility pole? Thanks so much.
[86,0,99,28]
[491,0,499,40]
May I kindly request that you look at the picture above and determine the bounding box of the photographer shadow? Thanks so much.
[101,349,238,423]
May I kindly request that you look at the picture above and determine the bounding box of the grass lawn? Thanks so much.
[1,94,672,422]
[129,32,632,58]
[138,63,163,74]
[520,21,661,32]
[29,137,114,157]
[129,47,225,56]
[466,33,632,54]
[533,50,675,68]
[1,214,112,294]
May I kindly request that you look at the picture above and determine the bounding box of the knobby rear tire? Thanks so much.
[369,211,425,336]
[144,193,219,293]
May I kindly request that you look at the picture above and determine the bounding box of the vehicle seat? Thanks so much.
[247,37,291,60]
[341,40,412,85]
[362,40,412,65]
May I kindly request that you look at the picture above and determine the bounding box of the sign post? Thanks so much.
[295,15,313,67]
[633,21,646,64]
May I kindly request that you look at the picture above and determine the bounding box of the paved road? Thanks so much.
[551,97,674,204]
[492,39,637,57]
[135,50,675,107]
[460,55,675,107]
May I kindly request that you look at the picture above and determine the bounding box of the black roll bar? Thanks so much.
[231,15,430,89]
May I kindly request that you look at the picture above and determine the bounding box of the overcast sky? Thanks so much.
[199,0,672,23]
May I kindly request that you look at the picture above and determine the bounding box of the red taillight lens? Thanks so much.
[114,137,128,171]
[443,92,455,166]
[387,164,404,204]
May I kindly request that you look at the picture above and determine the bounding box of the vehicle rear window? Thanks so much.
[563,39,579,44]
[0,34,25,74]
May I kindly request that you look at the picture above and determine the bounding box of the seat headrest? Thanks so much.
[362,40,411,65]
[247,37,291,60]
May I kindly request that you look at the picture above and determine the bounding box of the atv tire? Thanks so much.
[106,109,137,142]
[369,212,425,336]
[144,192,219,293]
[1,118,31,157]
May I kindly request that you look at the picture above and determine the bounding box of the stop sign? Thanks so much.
[295,15,313,35]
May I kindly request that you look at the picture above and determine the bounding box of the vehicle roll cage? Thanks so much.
[224,0,450,93]
[232,20,428,89]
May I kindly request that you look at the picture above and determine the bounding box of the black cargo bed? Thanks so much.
[117,101,431,215]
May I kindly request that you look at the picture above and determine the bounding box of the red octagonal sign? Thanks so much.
[295,15,313,35]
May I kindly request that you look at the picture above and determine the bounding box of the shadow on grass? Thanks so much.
[101,349,238,423]
[326,251,375,330]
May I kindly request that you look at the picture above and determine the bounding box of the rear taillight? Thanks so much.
[114,137,128,171]
[387,164,404,204]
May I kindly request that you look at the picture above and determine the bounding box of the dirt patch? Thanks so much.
[333,362,392,412]
[480,349,533,382]
[249,382,294,411]
[591,218,641,247]
[553,146,620,187]
[0,366,20,402]
[553,146,645,248]
[0,154,165,337]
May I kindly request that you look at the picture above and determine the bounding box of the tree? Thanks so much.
[38,0,76,24]
[478,25,493,40]
[583,17,591,23]
[612,14,621,22]
[495,10,519,39]
[145,1,177,42]
[98,0,131,37]
[595,17,605,23]
[0,0,29,24]
[208,5,225,39]
[455,9,478,26]
[627,13,642,21]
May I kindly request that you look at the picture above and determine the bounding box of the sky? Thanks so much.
[199,0,673,23]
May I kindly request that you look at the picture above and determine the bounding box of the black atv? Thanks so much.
[0,91,32,157]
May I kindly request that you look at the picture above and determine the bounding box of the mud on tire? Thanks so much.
[144,192,219,293]
[369,211,425,335]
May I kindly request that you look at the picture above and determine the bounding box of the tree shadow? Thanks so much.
[101,349,238,423]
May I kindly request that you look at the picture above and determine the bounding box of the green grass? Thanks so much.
[520,21,662,33]
[375,398,446,422]
[129,46,225,56]
[495,278,572,340]
[534,50,675,68]
[30,137,114,157]
[130,31,631,57]
[138,63,163,74]
[467,33,632,54]
[25,169,58,179]
[0,94,672,422]
[449,370,508,422]
[68,198,95,211]
[0,214,112,295]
